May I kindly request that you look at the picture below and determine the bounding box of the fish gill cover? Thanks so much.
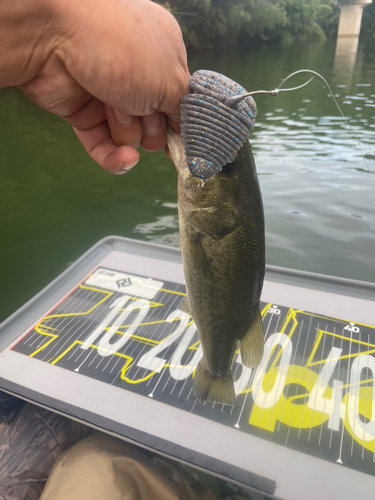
[181,70,257,179]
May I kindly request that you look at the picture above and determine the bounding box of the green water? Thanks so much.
[1,39,375,322]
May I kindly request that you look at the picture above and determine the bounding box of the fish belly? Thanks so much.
[180,209,264,404]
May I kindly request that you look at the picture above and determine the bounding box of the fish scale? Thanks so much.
[181,70,257,179]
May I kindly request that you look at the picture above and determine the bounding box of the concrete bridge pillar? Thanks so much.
[337,0,372,37]
[333,0,372,83]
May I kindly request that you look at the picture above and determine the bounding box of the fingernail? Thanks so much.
[113,108,134,126]
[116,160,139,175]
[143,112,162,137]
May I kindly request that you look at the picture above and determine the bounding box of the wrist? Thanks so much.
[0,0,72,87]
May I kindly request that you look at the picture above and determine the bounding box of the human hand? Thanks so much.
[0,0,190,174]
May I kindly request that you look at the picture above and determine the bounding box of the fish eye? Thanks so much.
[221,162,234,174]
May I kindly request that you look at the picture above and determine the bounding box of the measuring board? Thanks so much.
[1,236,375,500]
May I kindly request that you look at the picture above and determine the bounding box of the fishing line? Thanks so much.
[277,69,373,174]
[231,69,372,175]
[223,77,314,103]
[182,69,372,178]
[225,69,373,174]
[246,77,314,97]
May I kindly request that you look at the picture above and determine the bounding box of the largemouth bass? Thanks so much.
[167,71,265,405]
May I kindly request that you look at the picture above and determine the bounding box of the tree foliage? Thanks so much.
[155,0,341,49]
[361,2,375,38]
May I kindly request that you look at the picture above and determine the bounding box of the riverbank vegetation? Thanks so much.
[154,0,375,49]
[362,2,375,39]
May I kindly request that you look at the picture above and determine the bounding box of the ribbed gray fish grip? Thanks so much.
[181,70,257,179]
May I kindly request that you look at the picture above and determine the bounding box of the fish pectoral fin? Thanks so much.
[193,361,235,404]
[188,205,239,239]
[185,231,212,279]
[180,295,191,314]
[240,308,264,368]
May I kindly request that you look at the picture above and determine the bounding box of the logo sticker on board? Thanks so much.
[117,278,132,289]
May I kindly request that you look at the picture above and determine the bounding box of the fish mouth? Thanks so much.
[221,162,234,174]
[179,189,217,210]
[166,128,186,175]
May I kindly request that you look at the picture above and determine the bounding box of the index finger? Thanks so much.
[74,122,140,174]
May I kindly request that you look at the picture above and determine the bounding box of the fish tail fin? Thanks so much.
[193,361,235,404]
[240,308,264,368]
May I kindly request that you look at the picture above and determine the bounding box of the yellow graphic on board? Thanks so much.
[50,340,133,373]
[30,284,167,358]
[29,283,193,384]
[306,329,375,368]
[30,285,113,358]
[121,319,195,384]
[26,279,375,453]
[248,308,375,454]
